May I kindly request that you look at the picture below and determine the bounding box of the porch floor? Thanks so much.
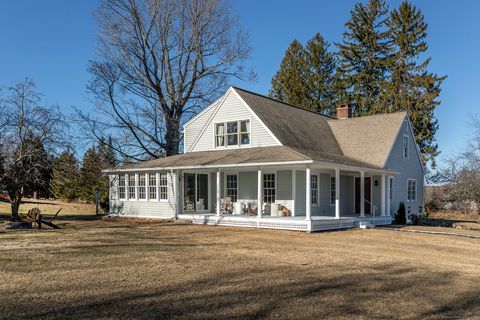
[177,213,392,232]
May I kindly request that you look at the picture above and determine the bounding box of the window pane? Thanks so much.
[240,120,249,133]
[227,121,238,134]
[159,173,168,200]
[227,134,238,146]
[216,123,224,135]
[226,174,238,202]
[240,133,250,145]
[216,136,224,147]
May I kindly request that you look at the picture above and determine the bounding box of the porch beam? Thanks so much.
[386,176,391,216]
[291,169,296,216]
[360,171,365,217]
[257,167,262,218]
[305,168,311,220]
[335,168,340,219]
[216,170,221,216]
[381,174,386,216]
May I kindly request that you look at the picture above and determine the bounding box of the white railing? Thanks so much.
[364,199,378,221]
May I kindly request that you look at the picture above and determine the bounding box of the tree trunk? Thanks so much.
[164,117,180,156]
[10,197,21,221]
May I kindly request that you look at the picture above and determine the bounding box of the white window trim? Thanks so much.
[224,173,239,203]
[263,172,276,204]
[159,172,169,202]
[407,179,417,203]
[147,173,158,202]
[403,135,409,159]
[311,173,319,207]
[128,174,137,201]
[329,174,336,207]
[137,173,147,201]
[213,118,252,149]
[118,174,127,200]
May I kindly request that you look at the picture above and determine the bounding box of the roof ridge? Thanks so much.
[327,111,407,122]
[231,86,336,119]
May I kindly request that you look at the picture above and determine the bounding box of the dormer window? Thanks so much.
[215,120,250,147]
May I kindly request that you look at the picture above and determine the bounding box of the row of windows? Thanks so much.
[118,173,168,200]
[215,120,250,148]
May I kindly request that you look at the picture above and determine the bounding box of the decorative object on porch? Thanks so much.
[281,206,291,217]
[220,197,233,215]
[262,203,272,216]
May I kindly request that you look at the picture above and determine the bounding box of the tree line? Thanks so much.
[270,0,445,170]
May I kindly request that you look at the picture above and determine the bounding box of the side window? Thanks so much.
[330,176,336,205]
[311,174,318,205]
[403,136,409,159]
[407,179,416,202]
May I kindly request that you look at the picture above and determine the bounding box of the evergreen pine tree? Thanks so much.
[304,33,337,114]
[50,150,79,201]
[78,147,102,202]
[385,1,445,168]
[336,0,390,116]
[269,39,308,107]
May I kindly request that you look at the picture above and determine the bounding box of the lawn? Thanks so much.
[0,202,479,319]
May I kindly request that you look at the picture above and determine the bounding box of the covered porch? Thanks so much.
[175,163,395,232]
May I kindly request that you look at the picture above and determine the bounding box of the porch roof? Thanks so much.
[106,146,395,174]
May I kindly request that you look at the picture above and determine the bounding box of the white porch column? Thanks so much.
[386,176,391,216]
[360,171,365,217]
[291,169,296,216]
[216,169,221,216]
[305,167,311,220]
[257,167,263,218]
[335,168,340,219]
[381,174,386,216]
[175,170,180,217]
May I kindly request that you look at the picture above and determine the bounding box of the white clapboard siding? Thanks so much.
[187,89,280,152]
[109,172,177,218]
[385,117,424,215]
[184,100,220,152]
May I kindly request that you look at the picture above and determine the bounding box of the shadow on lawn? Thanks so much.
[3,261,479,320]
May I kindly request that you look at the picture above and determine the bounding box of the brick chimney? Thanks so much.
[336,103,352,119]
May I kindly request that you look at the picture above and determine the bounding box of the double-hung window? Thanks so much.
[159,173,168,200]
[128,174,136,199]
[263,173,275,203]
[226,174,238,202]
[138,174,146,200]
[148,174,157,200]
[407,179,416,202]
[215,120,250,147]
[403,136,409,159]
[118,175,126,199]
[311,174,318,205]
[330,176,336,205]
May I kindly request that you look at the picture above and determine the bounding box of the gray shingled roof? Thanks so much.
[112,146,384,171]
[233,87,343,156]
[327,112,406,167]
[110,87,406,172]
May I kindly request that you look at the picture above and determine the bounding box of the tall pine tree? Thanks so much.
[78,147,103,202]
[385,1,445,168]
[269,39,308,107]
[270,34,336,114]
[336,0,390,116]
[50,150,79,201]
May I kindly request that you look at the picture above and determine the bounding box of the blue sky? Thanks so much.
[1,0,479,167]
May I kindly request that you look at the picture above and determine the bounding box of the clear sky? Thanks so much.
[1,0,479,167]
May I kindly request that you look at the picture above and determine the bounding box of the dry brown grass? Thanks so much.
[0,211,479,320]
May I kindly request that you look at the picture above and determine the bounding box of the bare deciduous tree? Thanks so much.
[440,115,480,219]
[0,79,66,220]
[78,0,252,160]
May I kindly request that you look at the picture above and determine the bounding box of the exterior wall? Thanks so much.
[184,101,219,152]
[295,171,306,216]
[109,172,177,218]
[186,90,280,152]
[385,118,425,215]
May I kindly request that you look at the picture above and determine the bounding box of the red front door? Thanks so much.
[355,177,371,214]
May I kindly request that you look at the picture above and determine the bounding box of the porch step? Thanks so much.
[358,221,375,229]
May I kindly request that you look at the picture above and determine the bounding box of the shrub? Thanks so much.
[395,202,407,224]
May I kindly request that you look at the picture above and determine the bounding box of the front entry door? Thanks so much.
[183,173,209,212]
[355,177,371,214]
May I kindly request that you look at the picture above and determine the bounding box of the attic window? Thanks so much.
[215,120,250,147]
[403,135,409,159]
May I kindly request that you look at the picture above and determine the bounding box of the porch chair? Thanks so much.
[262,203,272,216]
[220,197,233,215]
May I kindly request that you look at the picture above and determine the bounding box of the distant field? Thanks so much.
[0,207,479,319]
